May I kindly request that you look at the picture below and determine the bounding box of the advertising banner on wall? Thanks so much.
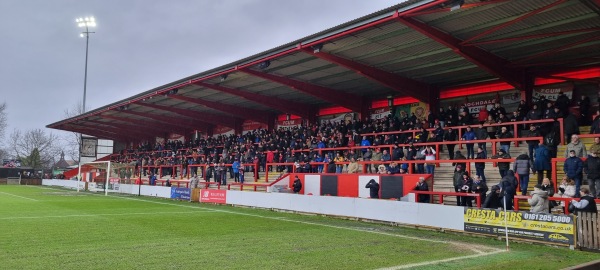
[276,119,303,130]
[168,133,185,142]
[170,187,191,200]
[533,82,574,101]
[465,99,496,115]
[463,208,575,245]
[410,102,428,122]
[370,107,391,120]
[242,120,267,134]
[199,189,227,204]
[213,126,235,136]
[320,113,355,125]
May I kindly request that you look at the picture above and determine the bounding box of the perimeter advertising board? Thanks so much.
[170,187,191,200]
[199,189,227,204]
[464,208,575,245]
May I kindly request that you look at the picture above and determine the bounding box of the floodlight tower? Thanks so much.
[75,16,96,191]
[75,16,96,113]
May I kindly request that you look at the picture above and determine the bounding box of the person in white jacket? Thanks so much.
[556,177,576,207]
[421,146,437,175]
[528,184,549,213]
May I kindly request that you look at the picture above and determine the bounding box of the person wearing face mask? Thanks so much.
[584,151,600,199]
[564,134,586,158]
[564,150,584,197]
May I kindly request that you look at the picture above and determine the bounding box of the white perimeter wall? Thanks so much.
[226,191,465,231]
[42,180,465,231]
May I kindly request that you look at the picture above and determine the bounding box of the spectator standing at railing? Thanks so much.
[584,151,600,199]
[381,149,391,164]
[564,111,579,142]
[478,107,489,125]
[527,184,549,213]
[564,135,587,158]
[514,153,533,195]
[414,177,430,203]
[334,152,345,174]
[438,107,447,128]
[533,143,552,184]
[564,150,584,197]
[578,95,591,126]
[492,149,511,178]
[421,146,436,175]
[461,126,477,159]
[292,176,302,194]
[483,185,502,209]
[444,127,458,160]
[453,165,465,206]
[489,102,507,121]
[363,148,373,173]
[525,125,541,161]
[472,175,488,204]
[484,115,497,139]
[391,144,404,161]
[232,159,240,183]
[475,146,487,182]
[570,187,598,214]
[526,104,543,122]
[458,172,474,207]
[360,136,371,153]
[497,126,513,155]
[347,157,359,174]
[149,172,157,186]
[588,137,600,157]
[446,113,457,127]
[555,92,571,116]
[372,148,383,173]
[499,170,517,210]
[590,111,600,134]
[475,124,488,156]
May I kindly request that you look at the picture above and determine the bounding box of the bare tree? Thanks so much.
[0,102,7,141]
[63,102,84,161]
[9,129,62,169]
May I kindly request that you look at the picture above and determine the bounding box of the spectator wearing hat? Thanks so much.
[564,150,584,197]
[564,134,586,158]
[528,184,549,213]
[414,177,430,203]
[365,179,380,199]
[492,149,511,178]
[584,151,600,199]
[483,185,502,209]
[499,170,518,210]
[471,175,488,205]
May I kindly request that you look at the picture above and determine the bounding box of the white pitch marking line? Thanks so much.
[0,211,212,220]
[375,249,506,270]
[0,191,39,201]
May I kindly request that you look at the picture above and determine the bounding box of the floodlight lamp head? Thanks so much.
[450,0,465,11]
[258,60,271,70]
[311,43,323,53]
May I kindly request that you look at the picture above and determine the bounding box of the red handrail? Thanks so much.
[412,191,482,208]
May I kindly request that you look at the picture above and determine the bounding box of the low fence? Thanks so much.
[577,212,600,251]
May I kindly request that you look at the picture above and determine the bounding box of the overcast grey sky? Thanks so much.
[0,0,401,139]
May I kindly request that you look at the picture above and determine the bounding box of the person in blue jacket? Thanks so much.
[533,143,552,185]
[232,159,241,183]
[564,150,584,197]
[461,126,477,159]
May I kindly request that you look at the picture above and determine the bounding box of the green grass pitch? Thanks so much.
[0,185,597,269]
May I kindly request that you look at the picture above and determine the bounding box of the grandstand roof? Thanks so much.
[47,0,600,141]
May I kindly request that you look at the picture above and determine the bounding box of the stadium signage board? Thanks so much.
[463,208,575,245]
[199,189,227,204]
[170,187,191,200]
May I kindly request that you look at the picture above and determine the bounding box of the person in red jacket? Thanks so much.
[478,106,489,124]
[266,150,274,172]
